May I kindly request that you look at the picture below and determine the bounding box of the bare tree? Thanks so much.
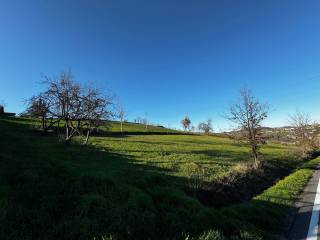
[289,110,318,154]
[80,86,114,144]
[25,71,114,144]
[198,119,213,135]
[144,113,148,130]
[227,88,269,166]
[24,93,56,131]
[42,71,82,143]
[117,105,126,133]
[181,116,191,131]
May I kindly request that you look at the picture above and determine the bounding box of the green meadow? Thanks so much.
[0,117,312,240]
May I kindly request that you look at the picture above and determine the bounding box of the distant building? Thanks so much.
[0,105,16,116]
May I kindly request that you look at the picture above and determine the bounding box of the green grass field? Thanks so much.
[89,134,297,182]
[0,117,312,240]
[14,117,180,134]
[106,120,180,133]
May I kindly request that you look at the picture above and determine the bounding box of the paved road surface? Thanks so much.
[288,167,320,240]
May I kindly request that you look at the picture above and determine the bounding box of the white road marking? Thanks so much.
[307,175,320,240]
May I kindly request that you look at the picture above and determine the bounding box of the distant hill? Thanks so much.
[223,124,320,144]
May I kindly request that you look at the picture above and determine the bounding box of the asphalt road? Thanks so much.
[288,168,320,240]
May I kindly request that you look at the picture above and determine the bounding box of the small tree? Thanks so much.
[181,116,191,131]
[24,94,58,131]
[289,110,318,154]
[144,113,148,130]
[118,105,126,133]
[198,119,213,135]
[227,88,269,166]
[43,71,82,143]
[80,86,114,144]
[25,71,114,144]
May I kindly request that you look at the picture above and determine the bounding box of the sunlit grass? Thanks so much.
[89,134,297,181]
[0,117,306,239]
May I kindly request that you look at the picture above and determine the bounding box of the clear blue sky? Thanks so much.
[1,0,320,130]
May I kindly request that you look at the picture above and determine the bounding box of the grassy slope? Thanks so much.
[221,157,320,239]
[106,121,180,133]
[0,117,309,240]
[90,134,297,181]
[15,117,180,134]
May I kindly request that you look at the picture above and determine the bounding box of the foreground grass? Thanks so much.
[220,157,320,239]
[185,157,320,240]
[0,117,313,239]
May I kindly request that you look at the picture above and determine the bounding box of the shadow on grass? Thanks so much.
[191,149,250,162]
[0,118,216,240]
[0,117,311,240]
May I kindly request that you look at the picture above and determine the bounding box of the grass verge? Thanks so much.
[218,156,320,239]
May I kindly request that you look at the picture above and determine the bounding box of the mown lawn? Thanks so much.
[0,117,308,240]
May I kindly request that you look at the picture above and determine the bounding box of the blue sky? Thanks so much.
[1,0,320,130]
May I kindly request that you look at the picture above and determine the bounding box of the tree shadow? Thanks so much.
[191,149,250,162]
[0,117,313,240]
[0,118,211,239]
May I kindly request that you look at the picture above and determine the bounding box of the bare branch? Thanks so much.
[227,88,269,165]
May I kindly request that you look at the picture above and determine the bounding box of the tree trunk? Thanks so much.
[252,145,259,167]
[41,116,45,131]
[65,123,71,144]
[84,130,90,145]
[65,138,71,144]
[120,121,123,132]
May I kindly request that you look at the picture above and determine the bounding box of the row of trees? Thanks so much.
[181,117,213,134]
[24,71,114,144]
[24,71,318,166]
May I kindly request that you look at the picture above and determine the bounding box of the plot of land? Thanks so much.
[0,117,304,240]
[90,134,296,181]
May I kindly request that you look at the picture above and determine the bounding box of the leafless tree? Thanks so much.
[117,105,126,133]
[181,116,191,131]
[198,119,213,135]
[144,113,148,129]
[227,88,269,166]
[24,93,57,131]
[25,71,114,144]
[42,71,82,143]
[80,86,114,144]
[289,110,318,154]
